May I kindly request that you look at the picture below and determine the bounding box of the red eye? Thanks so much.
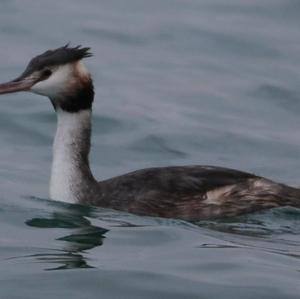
[42,69,52,78]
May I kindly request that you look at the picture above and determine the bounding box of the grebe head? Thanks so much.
[0,45,94,112]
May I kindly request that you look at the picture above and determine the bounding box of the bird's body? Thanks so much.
[0,45,299,221]
[97,167,300,220]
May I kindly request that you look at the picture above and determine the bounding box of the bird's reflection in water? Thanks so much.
[25,202,108,271]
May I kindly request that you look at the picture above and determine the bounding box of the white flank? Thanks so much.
[204,185,235,205]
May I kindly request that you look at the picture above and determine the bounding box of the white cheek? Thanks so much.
[76,61,89,78]
[31,65,72,97]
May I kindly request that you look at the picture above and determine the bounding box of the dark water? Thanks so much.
[0,0,300,298]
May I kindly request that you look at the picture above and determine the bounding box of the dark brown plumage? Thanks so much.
[19,45,92,78]
[94,166,300,221]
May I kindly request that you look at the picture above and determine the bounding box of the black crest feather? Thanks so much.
[21,45,92,76]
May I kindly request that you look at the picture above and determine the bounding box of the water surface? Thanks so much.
[0,0,300,298]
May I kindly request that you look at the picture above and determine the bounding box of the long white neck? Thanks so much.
[50,109,97,203]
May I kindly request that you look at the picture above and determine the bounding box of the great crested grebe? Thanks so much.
[0,45,299,221]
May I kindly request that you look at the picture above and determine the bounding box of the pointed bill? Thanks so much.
[0,77,36,95]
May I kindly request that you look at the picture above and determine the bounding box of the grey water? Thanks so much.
[0,0,300,298]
